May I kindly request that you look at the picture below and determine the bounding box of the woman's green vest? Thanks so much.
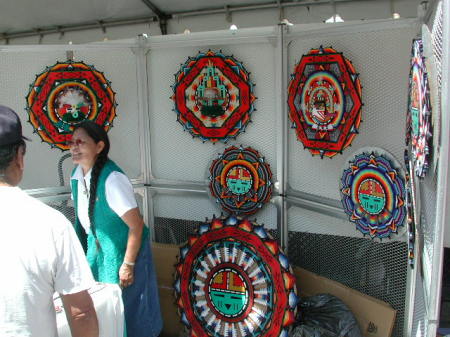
[71,160,148,284]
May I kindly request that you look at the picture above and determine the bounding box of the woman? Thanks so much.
[69,121,162,337]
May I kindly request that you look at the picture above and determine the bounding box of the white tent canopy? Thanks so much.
[0,0,424,43]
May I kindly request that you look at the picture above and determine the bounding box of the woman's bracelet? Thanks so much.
[123,260,135,266]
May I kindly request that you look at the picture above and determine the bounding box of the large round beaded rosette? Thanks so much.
[288,46,362,158]
[209,146,272,216]
[174,216,298,337]
[171,50,256,143]
[340,150,406,239]
[406,39,432,178]
[26,61,117,150]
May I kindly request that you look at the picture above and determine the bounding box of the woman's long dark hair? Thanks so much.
[74,121,110,242]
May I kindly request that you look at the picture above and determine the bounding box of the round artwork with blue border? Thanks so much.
[340,149,406,239]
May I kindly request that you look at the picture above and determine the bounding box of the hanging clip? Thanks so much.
[66,50,74,62]
[225,5,232,23]
[97,20,107,34]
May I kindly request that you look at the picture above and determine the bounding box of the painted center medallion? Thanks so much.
[226,166,253,195]
[52,84,94,125]
[357,178,386,215]
[208,267,250,317]
[301,71,344,131]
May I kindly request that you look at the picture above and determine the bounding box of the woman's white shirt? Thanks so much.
[71,165,138,233]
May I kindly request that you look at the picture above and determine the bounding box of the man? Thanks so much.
[0,105,99,337]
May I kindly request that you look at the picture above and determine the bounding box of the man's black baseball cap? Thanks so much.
[0,105,30,146]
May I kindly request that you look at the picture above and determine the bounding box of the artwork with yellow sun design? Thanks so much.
[209,146,273,215]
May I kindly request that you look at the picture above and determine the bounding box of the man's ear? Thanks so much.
[16,146,25,172]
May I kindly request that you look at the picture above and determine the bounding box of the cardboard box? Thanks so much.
[294,267,396,337]
[152,243,396,337]
[152,243,185,337]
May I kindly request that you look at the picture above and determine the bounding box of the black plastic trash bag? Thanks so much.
[290,294,362,337]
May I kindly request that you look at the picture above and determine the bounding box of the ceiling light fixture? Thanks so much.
[280,18,294,26]
[229,24,238,30]
[325,14,344,23]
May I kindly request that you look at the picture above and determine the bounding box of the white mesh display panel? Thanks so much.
[152,192,278,229]
[288,206,409,337]
[288,204,407,242]
[286,26,416,200]
[412,266,427,337]
[0,47,142,190]
[431,1,443,95]
[285,23,417,337]
[147,42,277,183]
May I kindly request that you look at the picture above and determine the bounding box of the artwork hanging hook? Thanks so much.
[66,50,74,62]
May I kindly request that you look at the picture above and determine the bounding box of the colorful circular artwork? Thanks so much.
[406,39,432,178]
[340,150,406,239]
[209,146,272,215]
[172,50,256,143]
[174,215,298,337]
[288,46,362,158]
[26,61,117,150]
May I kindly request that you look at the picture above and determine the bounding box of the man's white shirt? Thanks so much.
[0,186,94,337]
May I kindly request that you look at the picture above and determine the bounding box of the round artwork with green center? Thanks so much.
[209,146,273,216]
[173,216,299,337]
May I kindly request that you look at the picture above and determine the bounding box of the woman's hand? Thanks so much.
[119,263,135,288]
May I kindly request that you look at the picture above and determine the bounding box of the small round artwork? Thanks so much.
[172,50,256,143]
[340,150,406,239]
[209,146,273,216]
[288,46,362,158]
[26,61,116,150]
[406,39,432,178]
[173,215,298,337]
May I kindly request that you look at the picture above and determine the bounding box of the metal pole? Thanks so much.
[275,23,289,251]
[133,35,155,238]
[428,0,449,335]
